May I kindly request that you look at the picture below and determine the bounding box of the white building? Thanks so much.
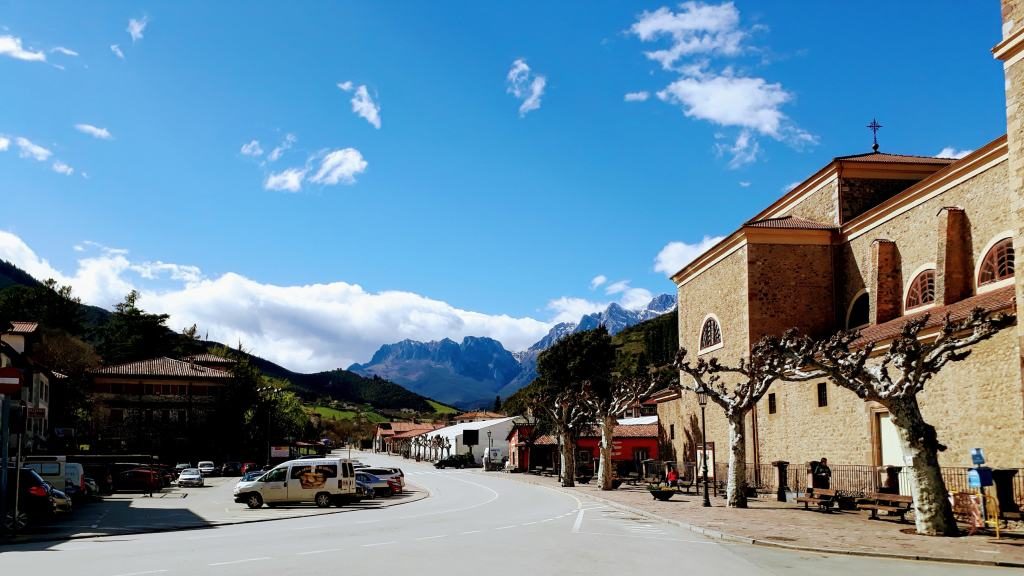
[431,417,516,464]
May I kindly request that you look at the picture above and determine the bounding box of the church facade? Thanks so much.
[658,0,1024,480]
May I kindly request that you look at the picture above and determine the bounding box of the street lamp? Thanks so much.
[696,386,711,508]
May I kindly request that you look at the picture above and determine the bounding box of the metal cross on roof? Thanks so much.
[867,118,882,152]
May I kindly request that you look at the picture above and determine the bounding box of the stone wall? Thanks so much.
[840,178,918,224]
[746,243,834,341]
[785,178,839,225]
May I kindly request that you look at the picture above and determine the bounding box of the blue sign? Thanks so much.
[968,469,981,489]
[971,448,985,466]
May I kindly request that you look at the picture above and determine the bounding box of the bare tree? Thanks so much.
[674,336,812,508]
[779,309,1013,535]
[526,385,590,487]
[584,371,661,490]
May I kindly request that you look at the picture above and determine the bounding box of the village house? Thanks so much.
[1,322,52,452]
[656,19,1024,490]
[373,421,441,454]
[507,421,660,475]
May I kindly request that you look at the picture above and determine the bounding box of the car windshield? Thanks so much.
[182,469,199,475]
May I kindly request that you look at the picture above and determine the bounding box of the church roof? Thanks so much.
[744,215,836,230]
[182,353,236,365]
[834,151,955,165]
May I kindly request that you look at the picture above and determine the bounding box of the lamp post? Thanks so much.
[696,386,711,508]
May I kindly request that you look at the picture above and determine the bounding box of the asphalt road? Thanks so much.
[0,452,1016,575]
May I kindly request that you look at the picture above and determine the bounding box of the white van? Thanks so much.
[233,458,356,509]
[24,455,67,490]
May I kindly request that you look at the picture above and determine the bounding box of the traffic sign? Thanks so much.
[26,407,45,419]
[0,367,22,395]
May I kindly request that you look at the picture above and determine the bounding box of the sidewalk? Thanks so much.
[499,471,1024,568]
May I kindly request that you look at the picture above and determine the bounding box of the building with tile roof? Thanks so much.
[657,6,1024,481]
[2,321,52,452]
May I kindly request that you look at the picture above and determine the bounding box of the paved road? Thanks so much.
[0,452,1015,575]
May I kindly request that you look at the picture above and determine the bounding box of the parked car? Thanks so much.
[174,462,191,473]
[116,469,162,493]
[355,471,393,497]
[83,477,101,499]
[177,468,205,487]
[233,458,356,509]
[197,461,217,476]
[434,455,474,469]
[46,483,73,514]
[220,462,242,476]
[3,467,55,531]
[360,467,405,489]
[241,470,265,482]
[240,462,259,476]
[354,477,375,500]
[24,457,68,492]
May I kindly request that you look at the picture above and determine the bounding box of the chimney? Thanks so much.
[870,239,902,324]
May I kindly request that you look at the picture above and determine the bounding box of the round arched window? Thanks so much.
[699,317,722,351]
[979,238,1015,286]
[847,292,870,329]
[905,269,936,310]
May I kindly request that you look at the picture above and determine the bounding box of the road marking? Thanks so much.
[297,548,343,556]
[459,530,481,535]
[362,541,397,547]
[209,557,270,566]
[395,476,499,521]
[415,534,447,540]
[495,525,517,530]
[578,531,717,543]
[572,509,585,533]
[521,521,538,526]
[541,518,554,523]
[110,571,168,576]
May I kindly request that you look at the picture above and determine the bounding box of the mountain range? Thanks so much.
[349,294,678,408]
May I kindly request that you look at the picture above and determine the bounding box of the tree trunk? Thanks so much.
[560,432,576,488]
[726,413,748,509]
[598,415,616,490]
[888,397,958,536]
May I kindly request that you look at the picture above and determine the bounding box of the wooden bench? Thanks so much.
[796,488,839,511]
[858,492,913,523]
[625,472,641,486]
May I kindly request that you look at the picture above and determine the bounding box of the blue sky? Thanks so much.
[0,1,1009,371]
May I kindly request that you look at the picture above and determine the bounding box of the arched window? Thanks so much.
[847,291,870,329]
[979,238,1015,286]
[699,316,722,352]
[905,269,936,310]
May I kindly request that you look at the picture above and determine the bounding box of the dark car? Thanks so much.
[3,467,55,531]
[220,462,242,476]
[116,469,162,493]
[434,454,475,469]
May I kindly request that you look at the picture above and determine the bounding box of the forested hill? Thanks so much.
[0,258,436,413]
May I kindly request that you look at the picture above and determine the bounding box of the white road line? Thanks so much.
[362,541,398,547]
[495,525,517,530]
[110,571,168,576]
[415,534,447,541]
[572,509,585,533]
[296,548,343,556]
[521,521,538,526]
[460,530,481,535]
[395,476,499,521]
[541,518,554,523]
[209,557,270,566]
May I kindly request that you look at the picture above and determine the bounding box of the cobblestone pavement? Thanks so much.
[495,471,1024,568]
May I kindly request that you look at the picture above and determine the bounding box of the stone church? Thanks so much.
[657,0,1024,482]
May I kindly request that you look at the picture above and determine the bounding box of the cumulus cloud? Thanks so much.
[739,181,751,187]
[624,91,650,102]
[783,181,801,192]
[268,133,296,162]
[590,275,607,289]
[52,161,74,175]
[337,81,353,92]
[547,297,609,324]
[0,137,9,151]
[310,148,368,185]
[110,44,125,59]
[339,83,382,129]
[653,235,725,276]
[240,139,263,157]
[127,16,148,43]
[0,230,553,371]
[546,279,655,324]
[15,137,52,161]
[264,167,307,193]
[936,147,972,159]
[633,2,814,168]
[0,35,46,62]
[75,123,113,140]
[51,46,78,57]
[506,58,547,117]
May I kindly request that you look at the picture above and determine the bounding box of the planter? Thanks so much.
[650,489,676,501]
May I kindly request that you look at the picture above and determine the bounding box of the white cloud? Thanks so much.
[15,137,52,161]
[653,235,725,276]
[127,17,148,43]
[310,148,368,186]
[0,136,9,151]
[624,91,650,102]
[240,139,263,157]
[350,85,382,129]
[783,181,800,192]
[739,180,751,187]
[658,75,790,137]
[631,2,744,70]
[506,58,547,117]
[0,35,46,62]
[75,123,113,140]
[936,147,972,159]
[714,129,761,168]
[0,230,553,370]
[52,161,74,175]
[268,133,296,162]
[264,167,307,193]
[590,275,607,290]
[51,46,78,57]
[547,297,609,324]
[337,81,354,92]
[110,44,125,60]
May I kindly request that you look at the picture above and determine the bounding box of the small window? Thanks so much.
[847,292,870,329]
[979,238,1015,286]
[669,423,675,440]
[699,317,722,351]
[633,448,649,462]
[817,382,828,408]
[768,393,777,414]
[905,269,936,310]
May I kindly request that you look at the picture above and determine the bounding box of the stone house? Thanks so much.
[1,322,52,452]
[657,1,1024,480]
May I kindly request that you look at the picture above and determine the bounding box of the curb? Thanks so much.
[0,485,430,547]
[518,477,1024,569]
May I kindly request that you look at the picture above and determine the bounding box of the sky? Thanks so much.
[0,1,1009,372]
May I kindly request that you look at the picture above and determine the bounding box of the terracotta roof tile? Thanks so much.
[7,322,39,335]
[182,353,236,365]
[92,357,232,379]
[836,151,955,165]
[854,285,1016,347]
[455,411,505,420]
[744,215,836,230]
[579,423,660,438]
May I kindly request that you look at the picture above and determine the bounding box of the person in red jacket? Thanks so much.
[666,466,679,488]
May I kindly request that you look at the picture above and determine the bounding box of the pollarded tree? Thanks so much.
[524,379,591,487]
[674,336,813,508]
[779,309,1013,536]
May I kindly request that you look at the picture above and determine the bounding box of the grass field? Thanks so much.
[309,405,387,423]
[427,399,458,414]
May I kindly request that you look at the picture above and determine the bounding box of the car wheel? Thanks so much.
[315,492,331,508]
[246,493,263,509]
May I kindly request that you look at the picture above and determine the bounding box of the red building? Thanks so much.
[507,423,659,474]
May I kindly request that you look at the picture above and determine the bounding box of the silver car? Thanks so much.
[360,467,405,489]
[355,471,392,496]
[177,468,204,487]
